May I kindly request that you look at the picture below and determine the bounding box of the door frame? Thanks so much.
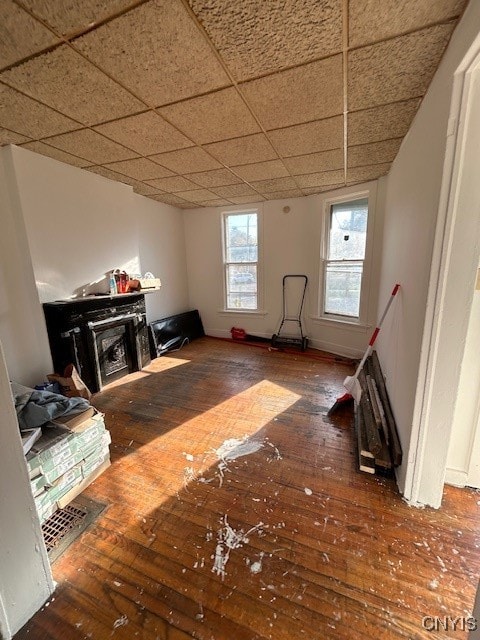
[404,36,480,507]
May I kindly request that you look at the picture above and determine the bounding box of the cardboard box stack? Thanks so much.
[27,408,111,524]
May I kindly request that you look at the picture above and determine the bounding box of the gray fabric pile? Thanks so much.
[11,382,90,430]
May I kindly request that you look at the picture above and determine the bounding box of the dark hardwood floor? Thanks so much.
[15,337,480,639]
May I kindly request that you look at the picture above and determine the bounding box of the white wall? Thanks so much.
[0,147,52,387]
[11,146,139,303]
[0,146,190,384]
[137,196,189,322]
[0,146,191,634]
[376,1,480,499]
[0,340,54,639]
[183,181,385,358]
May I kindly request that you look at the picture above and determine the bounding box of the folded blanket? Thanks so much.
[11,382,90,430]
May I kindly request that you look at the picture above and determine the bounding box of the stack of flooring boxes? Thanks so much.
[27,408,110,524]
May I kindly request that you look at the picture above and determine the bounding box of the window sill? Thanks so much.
[310,315,371,333]
[218,309,268,317]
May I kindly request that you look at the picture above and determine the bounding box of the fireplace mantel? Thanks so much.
[43,294,150,393]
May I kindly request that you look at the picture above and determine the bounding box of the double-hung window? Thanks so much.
[222,211,259,311]
[322,197,369,319]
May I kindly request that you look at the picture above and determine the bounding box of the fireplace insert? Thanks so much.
[43,294,150,393]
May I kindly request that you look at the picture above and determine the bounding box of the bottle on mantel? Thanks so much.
[109,272,117,295]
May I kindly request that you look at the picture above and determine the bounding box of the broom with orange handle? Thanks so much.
[327,284,400,415]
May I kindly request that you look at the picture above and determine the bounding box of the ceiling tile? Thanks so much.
[284,149,344,175]
[302,185,344,195]
[91,169,162,197]
[250,176,297,193]
[0,83,79,138]
[149,146,222,174]
[145,175,199,192]
[263,189,304,200]
[132,182,163,197]
[214,183,258,198]
[126,178,160,193]
[175,188,219,202]
[0,45,143,126]
[20,0,141,38]
[74,0,230,106]
[188,0,342,81]
[198,199,232,207]
[228,195,264,204]
[347,163,391,183]
[0,1,60,70]
[86,164,129,182]
[150,193,189,206]
[188,168,241,188]
[204,133,277,166]
[104,157,174,181]
[349,0,466,48]
[0,127,30,146]
[86,166,158,195]
[296,169,345,188]
[232,159,289,182]
[348,24,455,111]
[175,201,198,209]
[240,55,343,130]
[86,166,161,196]
[348,99,421,145]
[94,111,191,156]
[159,87,260,145]
[267,116,343,157]
[45,129,138,164]
[21,140,91,167]
[348,138,402,168]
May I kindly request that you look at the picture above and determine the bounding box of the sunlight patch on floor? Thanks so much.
[111,379,301,504]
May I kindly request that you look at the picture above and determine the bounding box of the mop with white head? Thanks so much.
[328,284,400,414]
[343,284,400,403]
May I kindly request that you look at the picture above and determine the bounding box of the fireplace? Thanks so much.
[43,294,150,393]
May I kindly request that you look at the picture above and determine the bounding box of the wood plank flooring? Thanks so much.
[15,338,480,639]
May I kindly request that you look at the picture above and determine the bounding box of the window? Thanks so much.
[222,211,259,310]
[322,197,369,319]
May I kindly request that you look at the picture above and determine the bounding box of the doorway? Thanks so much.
[407,38,480,507]
[446,267,480,489]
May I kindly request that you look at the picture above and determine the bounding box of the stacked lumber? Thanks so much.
[355,350,402,475]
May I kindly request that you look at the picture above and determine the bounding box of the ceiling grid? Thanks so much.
[0,0,468,208]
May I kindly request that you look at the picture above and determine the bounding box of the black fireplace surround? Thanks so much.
[43,294,150,393]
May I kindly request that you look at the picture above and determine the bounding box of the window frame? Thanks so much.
[221,208,263,313]
[318,188,375,326]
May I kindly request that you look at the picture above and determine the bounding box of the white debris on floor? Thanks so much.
[214,436,264,462]
[200,435,284,487]
[249,552,265,574]
[113,614,128,629]
[183,466,197,488]
[211,515,267,580]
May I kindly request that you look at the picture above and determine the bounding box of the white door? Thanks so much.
[467,276,480,488]
[468,404,480,488]
[446,270,480,489]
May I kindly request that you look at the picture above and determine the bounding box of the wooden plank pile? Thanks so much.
[355,350,402,475]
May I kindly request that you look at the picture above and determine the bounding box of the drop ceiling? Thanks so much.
[0,0,468,209]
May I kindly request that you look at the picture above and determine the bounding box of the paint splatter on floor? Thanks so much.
[211,515,267,580]
[112,614,128,629]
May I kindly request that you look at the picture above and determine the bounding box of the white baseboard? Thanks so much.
[307,337,363,359]
[206,329,235,339]
[444,468,468,487]
[205,330,362,359]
